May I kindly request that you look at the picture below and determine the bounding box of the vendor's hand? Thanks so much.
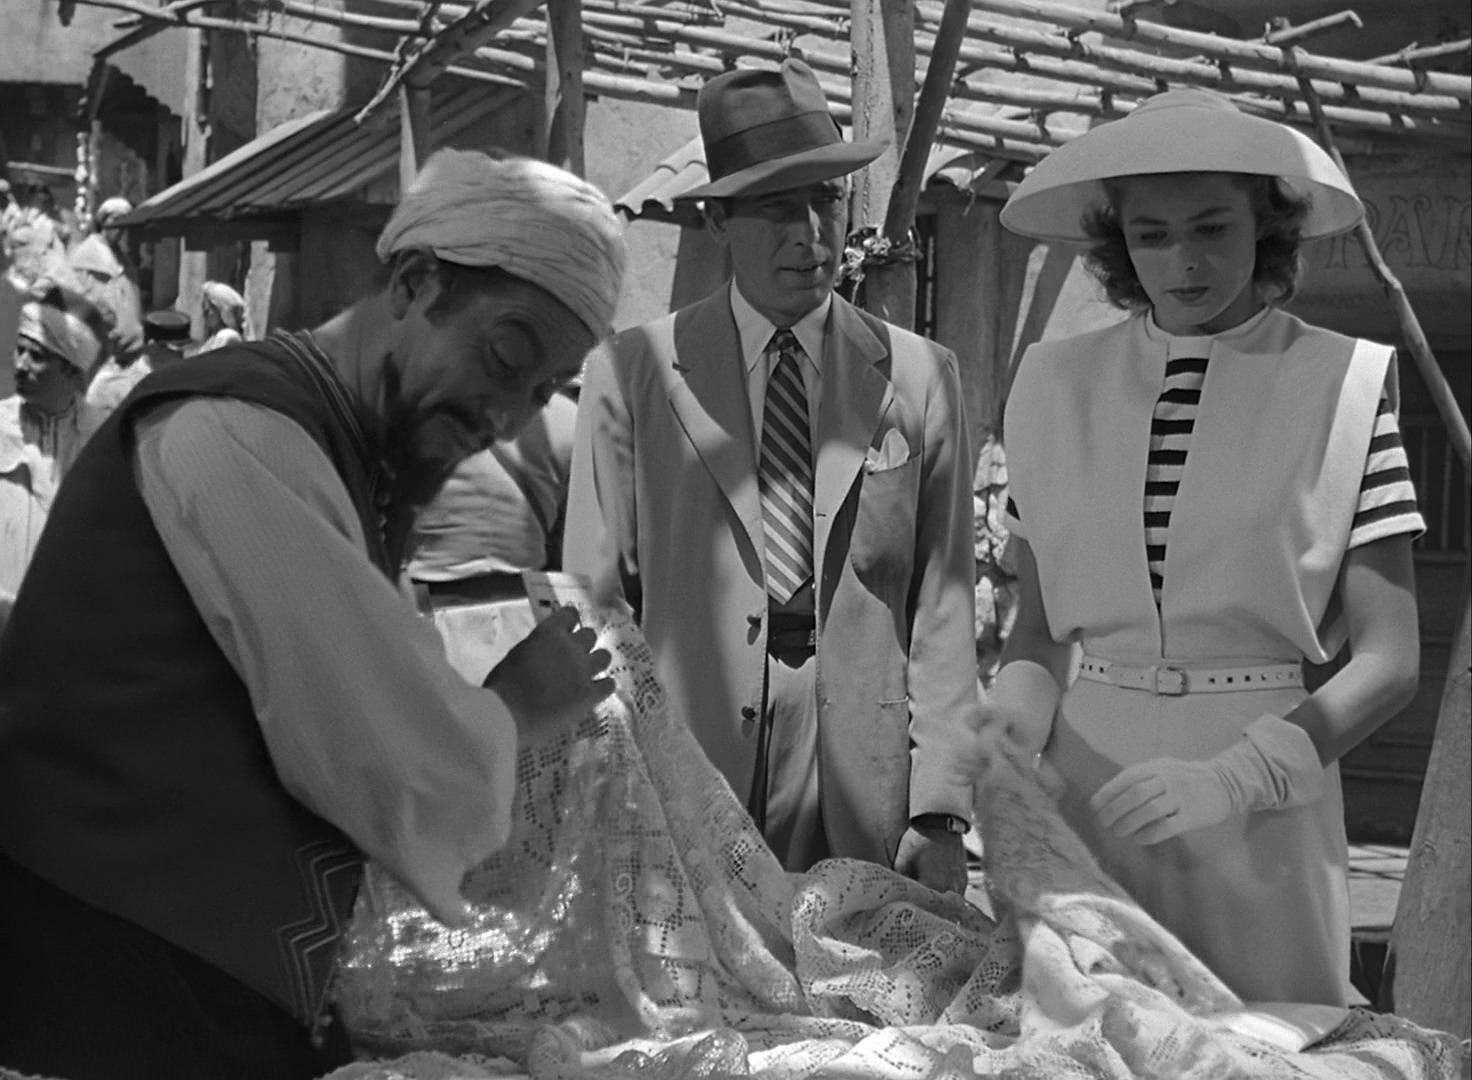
[893,825,968,895]
[484,605,614,746]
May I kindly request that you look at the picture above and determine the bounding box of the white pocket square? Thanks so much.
[864,428,911,473]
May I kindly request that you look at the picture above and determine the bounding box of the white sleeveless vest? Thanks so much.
[1005,309,1390,665]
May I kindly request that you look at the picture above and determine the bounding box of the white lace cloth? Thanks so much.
[330,603,1465,1080]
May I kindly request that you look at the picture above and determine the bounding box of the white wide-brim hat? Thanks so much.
[1000,88,1364,243]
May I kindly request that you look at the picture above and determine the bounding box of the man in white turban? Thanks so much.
[0,149,627,1078]
[67,194,145,357]
[0,280,109,631]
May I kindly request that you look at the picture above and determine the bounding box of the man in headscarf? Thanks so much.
[0,280,108,632]
[0,149,628,1079]
[67,195,145,358]
[197,279,249,353]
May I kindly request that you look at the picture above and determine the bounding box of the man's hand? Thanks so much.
[483,605,614,746]
[893,825,968,894]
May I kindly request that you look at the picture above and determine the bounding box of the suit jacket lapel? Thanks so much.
[814,297,892,570]
[667,290,764,556]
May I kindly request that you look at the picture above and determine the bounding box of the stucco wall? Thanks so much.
[580,98,700,330]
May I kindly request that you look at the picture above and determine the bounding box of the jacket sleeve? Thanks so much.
[564,339,641,614]
[905,345,983,819]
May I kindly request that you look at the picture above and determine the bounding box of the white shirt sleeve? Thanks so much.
[133,396,520,926]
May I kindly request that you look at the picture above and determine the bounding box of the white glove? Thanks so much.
[981,659,1060,758]
[1091,714,1325,845]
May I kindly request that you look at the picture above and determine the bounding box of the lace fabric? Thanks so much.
[331,602,1465,1080]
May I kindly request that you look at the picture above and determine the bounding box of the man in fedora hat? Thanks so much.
[565,58,979,891]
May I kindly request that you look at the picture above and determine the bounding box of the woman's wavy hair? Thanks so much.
[1081,173,1312,312]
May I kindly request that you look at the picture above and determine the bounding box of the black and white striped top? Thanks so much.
[1140,356,1422,604]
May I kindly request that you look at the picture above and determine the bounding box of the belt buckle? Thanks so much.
[1152,666,1188,696]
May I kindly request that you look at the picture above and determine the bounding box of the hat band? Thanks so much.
[706,110,842,185]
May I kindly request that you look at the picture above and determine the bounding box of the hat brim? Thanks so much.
[678,139,887,201]
[1000,100,1363,243]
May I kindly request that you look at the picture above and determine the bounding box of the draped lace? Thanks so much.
[331,600,1464,1080]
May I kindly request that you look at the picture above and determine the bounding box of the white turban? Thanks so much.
[375,149,627,339]
[16,299,103,373]
[201,280,247,330]
[96,196,134,227]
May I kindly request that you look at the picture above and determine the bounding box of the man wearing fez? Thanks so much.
[566,59,980,891]
[0,150,625,1078]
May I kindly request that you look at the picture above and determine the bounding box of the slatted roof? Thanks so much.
[117,82,520,236]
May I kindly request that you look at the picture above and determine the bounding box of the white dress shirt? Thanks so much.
[731,283,831,460]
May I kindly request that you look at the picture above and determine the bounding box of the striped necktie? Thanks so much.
[759,330,814,604]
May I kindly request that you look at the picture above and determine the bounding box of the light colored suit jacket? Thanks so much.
[565,286,979,866]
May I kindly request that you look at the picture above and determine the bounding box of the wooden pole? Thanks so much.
[1379,586,1471,1039]
[854,0,971,335]
[543,0,585,174]
[1284,51,1472,1043]
[849,0,916,327]
[398,85,433,192]
[883,0,972,242]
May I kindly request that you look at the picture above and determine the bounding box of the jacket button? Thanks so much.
[740,705,757,721]
[747,612,763,628]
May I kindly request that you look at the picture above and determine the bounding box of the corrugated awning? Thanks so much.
[614,137,1020,228]
[118,83,521,239]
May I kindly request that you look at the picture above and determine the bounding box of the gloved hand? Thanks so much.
[981,659,1061,759]
[1091,714,1325,845]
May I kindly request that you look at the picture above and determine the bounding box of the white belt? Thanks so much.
[1077,656,1304,697]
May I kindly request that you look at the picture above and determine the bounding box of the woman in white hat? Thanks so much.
[987,88,1423,1006]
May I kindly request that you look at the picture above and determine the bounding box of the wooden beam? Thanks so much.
[544,0,585,175]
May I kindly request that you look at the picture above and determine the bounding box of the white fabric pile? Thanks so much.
[332,603,1464,1080]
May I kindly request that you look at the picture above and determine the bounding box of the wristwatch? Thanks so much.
[910,812,971,835]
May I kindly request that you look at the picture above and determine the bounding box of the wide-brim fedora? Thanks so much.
[1000,88,1363,243]
[679,58,888,201]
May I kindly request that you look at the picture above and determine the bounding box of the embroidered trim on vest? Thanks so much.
[277,838,363,1038]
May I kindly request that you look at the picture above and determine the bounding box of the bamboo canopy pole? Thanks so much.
[1371,40,1472,67]
[724,0,1464,138]
[968,0,1472,100]
[933,3,1468,120]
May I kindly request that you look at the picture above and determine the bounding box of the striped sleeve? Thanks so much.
[1348,394,1426,549]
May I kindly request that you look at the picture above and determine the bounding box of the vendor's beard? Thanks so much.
[379,404,487,566]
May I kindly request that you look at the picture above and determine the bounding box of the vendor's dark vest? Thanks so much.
[0,338,393,1032]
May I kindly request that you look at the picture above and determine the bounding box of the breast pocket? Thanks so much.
[848,453,920,592]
